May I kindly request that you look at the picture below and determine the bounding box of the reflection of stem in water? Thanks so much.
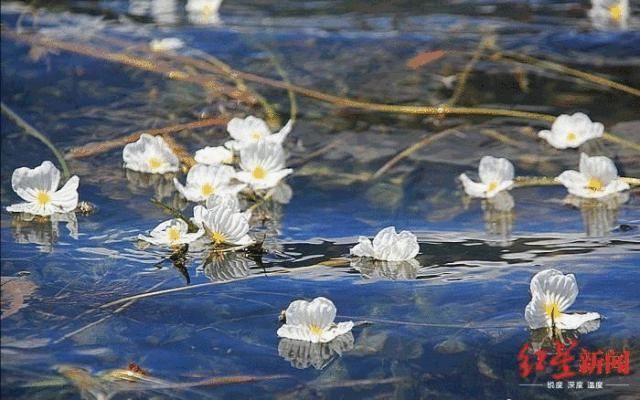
[1,102,71,178]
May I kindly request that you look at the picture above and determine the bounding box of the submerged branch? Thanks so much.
[1,102,71,178]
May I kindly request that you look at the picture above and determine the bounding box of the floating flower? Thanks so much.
[194,146,234,165]
[557,153,629,199]
[525,269,600,330]
[236,142,293,190]
[589,0,628,30]
[538,113,604,149]
[350,226,419,262]
[174,164,244,202]
[193,205,253,246]
[149,37,185,52]
[459,156,514,198]
[6,161,79,217]
[138,219,204,247]
[225,116,292,151]
[186,0,223,25]
[123,134,180,174]
[278,333,354,370]
[277,297,354,344]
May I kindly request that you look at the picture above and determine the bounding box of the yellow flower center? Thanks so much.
[308,324,323,336]
[566,131,577,142]
[148,157,163,171]
[36,190,51,206]
[167,226,181,242]
[609,3,623,22]
[544,302,561,321]
[487,181,498,192]
[252,166,267,180]
[211,231,226,244]
[251,131,263,141]
[586,177,604,192]
[201,183,215,197]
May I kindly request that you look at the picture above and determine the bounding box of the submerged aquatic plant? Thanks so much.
[194,145,234,165]
[225,116,292,151]
[459,156,514,199]
[277,297,353,344]
[173,164,245,202]
[524,269,600,330]
[123,134,180,174]
[236,142,293,190]
[589,0,629,30]
[138,219,204,247]
[538,112,604,149]
[193,204,253,246]
[6,161,79,216]
[557,153,629,199]
[350,226,419,262]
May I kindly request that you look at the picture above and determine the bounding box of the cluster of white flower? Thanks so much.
[123,115,294,249]
[459,113,630,202]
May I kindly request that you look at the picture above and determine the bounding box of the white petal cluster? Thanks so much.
[459,156,514,198]
[538,113,604,149]
[138,219,204,247]
[236,141,293,190]
[7,161,79,217]
[589,0,629,30]
[193,204,253,246]
[557,153,629,199]
[149,37,185,52]
[277,297,354,344]
[186,0,223,24]
[194,146,234,165]
[174,164,245,202]
[225,116,292,151]
[525,269,600,330]
[350,226,419,262]
[123,134,180,174]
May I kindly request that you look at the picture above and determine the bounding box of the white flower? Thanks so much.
[138,219,204,247]
[225,116,293,151]
[149,37,185,52]
[236,142,293,190]
[186,0,222,24]
[6,161,79,217]
[277,297,354,344]
[193,205,253,246]
[194,146,234,165]
[589,0,629,30]
[525,269,600,330]
[538,113,604,149]
[557,153,629,199]
[350,226,419,262]
[174,164,245,202]
[459,156,514,198]
[123,134,180,174]
[204,193,251,221]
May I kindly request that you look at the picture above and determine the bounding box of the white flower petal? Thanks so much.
[459,173,488,198]
[350,236,375,258]
[557,312,601,330]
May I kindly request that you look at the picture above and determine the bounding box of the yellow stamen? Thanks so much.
[308,324,323,336]
[211,231,226,244]
[167,226,181,242]
[148,157,163,170]
[487,181,498,192]
[252,166,267,180]
[250,131,263,141]
[544,303,561,321]
[586,177,604,191]
[36,191,51,206]
[609,4,623,22]
[566,131,577,142]
[201,183,215,197]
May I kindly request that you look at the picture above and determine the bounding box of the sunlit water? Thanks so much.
[1,1,639,399]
